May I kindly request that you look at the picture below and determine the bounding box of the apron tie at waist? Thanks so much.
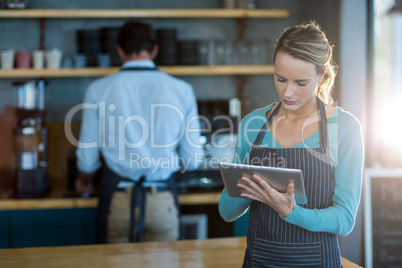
[130,176,180,242]
[116,185,169,192]
[130,176,145,242]
[95,164,180,244]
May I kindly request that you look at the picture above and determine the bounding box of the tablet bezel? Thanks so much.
[219,162,307,205]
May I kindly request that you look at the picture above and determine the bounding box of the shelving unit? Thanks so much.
[0,8,287,77]
[0,9,289,19]
[0,65,275,78]
[0,8,288,77]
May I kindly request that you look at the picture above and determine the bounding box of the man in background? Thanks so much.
[75,20,203,243]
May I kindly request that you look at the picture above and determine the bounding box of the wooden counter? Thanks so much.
[0,237,361,268]
[0,192,222,210]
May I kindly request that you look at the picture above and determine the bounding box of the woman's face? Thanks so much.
[274,52,322,112]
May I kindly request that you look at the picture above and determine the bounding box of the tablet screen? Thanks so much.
[219,162,307,204]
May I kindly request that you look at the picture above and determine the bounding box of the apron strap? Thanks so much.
[316,98,328,148]
[130,174,180,242]
[253,103,281,147]
[130,176,146,242]
[120,67,158,71]
[95,164,124,244]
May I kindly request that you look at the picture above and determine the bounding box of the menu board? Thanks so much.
[364,169,402,268]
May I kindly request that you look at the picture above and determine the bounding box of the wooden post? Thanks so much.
[39,18,46,50]
[236,18,247,39]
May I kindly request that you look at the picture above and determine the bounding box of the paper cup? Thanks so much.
[46,49,63,69]
[15,50,32,69]
[32,50,44,69]
[1,50,15,69]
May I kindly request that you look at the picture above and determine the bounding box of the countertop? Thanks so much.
[0,237,361,268]
[0,191,222,210]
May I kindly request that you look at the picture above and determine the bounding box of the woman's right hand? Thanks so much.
[238,174,296,218]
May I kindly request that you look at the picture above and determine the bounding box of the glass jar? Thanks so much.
[12,80,46,127]
[13,126,47,170]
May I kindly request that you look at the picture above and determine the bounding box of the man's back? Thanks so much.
[75,21,202,243]
[76,60,203,182]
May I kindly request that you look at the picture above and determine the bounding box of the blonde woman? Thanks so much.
[219,22,364,267]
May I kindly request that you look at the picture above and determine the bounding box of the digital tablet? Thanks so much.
[219,162,307,204]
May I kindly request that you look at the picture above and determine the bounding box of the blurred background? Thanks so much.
[0,1,401,267]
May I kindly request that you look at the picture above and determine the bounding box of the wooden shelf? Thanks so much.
[0,67,119,78]
[0,9,289,19]
[0,65,275,78]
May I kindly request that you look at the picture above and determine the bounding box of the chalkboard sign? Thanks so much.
[364,169,402,268]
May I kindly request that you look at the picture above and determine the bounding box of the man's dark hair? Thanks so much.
[118,21,157,55]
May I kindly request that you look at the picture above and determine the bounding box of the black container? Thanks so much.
[155,29,178,65]
[197,100,238,135]
[76,29,101,67]
[100,27,121,66]
[15,167,47,198]
[178,40,198,65]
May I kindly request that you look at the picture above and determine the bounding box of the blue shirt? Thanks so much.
[76,60,204,183]
[219,103,364,236]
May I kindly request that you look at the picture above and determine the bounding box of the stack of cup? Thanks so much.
[45,49,63,69]
[0,49,63,69]
[15,51,31,69]
[32,50,45,69]
[1,49,15,69]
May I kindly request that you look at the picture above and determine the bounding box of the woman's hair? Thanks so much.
[274,22,337,105]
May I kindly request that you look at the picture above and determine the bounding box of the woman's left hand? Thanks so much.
[238,174,296,218]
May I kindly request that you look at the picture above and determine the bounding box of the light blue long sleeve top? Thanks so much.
[219,103,364,236]
[76,60,204,183]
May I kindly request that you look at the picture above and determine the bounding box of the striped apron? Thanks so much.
[243,98,342,268]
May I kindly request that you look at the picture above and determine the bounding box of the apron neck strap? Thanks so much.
[316,97,328,148]
[120,66,157,71]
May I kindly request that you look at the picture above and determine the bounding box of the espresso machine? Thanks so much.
[175,98,240,193]
[12,80,48,198]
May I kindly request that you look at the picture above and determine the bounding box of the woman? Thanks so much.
[219,22,364,267]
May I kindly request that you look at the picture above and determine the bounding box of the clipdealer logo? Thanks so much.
[64,101,239,161]
[64,101,340,169]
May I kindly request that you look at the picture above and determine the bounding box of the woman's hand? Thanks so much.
[237,174,296,218]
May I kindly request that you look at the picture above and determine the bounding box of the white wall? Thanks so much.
[340,0,368,127]
[338,0,369,266]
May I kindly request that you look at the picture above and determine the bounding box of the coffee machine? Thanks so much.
[175,98,240,193]
[12,80,48,198]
